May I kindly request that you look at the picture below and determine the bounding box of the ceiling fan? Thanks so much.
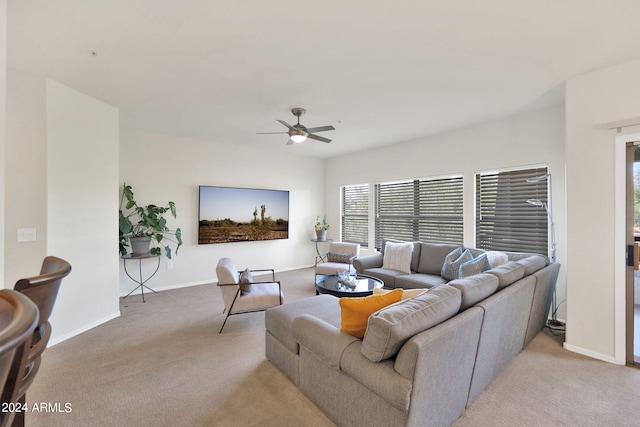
[257,108,335,145]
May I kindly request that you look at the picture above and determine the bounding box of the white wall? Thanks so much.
[119,128,325,294]
[325,105,566,314]
[4,74,121,344]
[6,72,121,343]
[4,69,47,284]
[565,58,640,364]
[46,79,121,344]
[0,0,6,287]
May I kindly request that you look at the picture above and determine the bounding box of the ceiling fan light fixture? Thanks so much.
[257,107,333,145]
[290,133,307,143]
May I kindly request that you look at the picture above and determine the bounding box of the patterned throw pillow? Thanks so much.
[239,268,253,295]
[442,247,462,265]
[459,254,488,278]
[441,248,472,281]
[327,252,353,263]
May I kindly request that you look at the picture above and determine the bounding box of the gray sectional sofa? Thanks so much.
[265,242,560,427]
[353,239,539,290]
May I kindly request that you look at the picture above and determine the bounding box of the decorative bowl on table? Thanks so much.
[338,271,357,289]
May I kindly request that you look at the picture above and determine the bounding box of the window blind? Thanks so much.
[374,176,463,249]
[475,167,549,255]
[341,184,369,247]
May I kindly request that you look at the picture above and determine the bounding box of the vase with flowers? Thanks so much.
[315,215,330,241]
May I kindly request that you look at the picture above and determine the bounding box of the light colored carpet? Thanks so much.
[26,267,640,426]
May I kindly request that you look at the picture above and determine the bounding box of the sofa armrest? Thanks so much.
[353,253,384,273]
[293,314,359,369]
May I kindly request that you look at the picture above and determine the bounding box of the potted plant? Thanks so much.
[119,183,183,258]
[315,215,330,241]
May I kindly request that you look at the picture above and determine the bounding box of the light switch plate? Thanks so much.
[17,228,37,242]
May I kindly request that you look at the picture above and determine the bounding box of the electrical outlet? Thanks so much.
[167,261,173,270]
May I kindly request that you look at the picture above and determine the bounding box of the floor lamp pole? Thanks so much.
[526,173,563,330]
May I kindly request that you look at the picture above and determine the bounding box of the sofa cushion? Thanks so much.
[417,243,462,275]
[394,273,447,289]
[340,289,403,339]
[239,268,253,295]
[341,341,413,413]
[265,294,341,354]
[362,268,404,288]
[459,254,488,278]
[441,249,472,281]
[504,252,548,262]
[382,241,414,274]
[360,285,462,362]
[486,261,526,290]
[516,255,549,275]
[383,239,421,272]
[448,273,499,311]
[373,287,428,300]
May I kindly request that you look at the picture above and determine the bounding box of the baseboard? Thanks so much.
[48,311,121,347]
[275,265,315,272]
[562,342,622,365]
[119,279,212,296]
[119,265,315,296]
[54,266,315,345]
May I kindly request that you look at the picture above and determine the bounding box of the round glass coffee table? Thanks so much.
[315,274,384,298]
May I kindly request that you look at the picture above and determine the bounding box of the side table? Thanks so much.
[311,238,333,265]
[311,239,333,256]
[121,253,161,303]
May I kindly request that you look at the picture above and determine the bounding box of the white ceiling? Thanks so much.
[8,1,640,158]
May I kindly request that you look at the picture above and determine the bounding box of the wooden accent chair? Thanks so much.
[216,258,283,333]
[315,242,360,277]
[11,256,71,427]
[0,290,39,427]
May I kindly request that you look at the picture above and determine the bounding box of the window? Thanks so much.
[374,176,463,249]
[475,167,549,255]
[341,184,369,247]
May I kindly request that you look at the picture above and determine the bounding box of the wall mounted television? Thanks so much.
[199,186,289,244]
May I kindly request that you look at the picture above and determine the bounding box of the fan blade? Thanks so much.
[307,133,331,143]
[286,139,295,145]
[305,125,335,134]
[277,120,294,129]
[256,131,289,135]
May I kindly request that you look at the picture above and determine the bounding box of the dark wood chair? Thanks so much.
[0,290,39,427]
[10,256,71,427]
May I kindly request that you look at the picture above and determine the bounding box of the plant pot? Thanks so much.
[316,230,328,241]
[130,236,152,255]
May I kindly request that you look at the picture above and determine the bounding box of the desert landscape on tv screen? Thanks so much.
[199,186,289,244]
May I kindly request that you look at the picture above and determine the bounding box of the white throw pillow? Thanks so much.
[382,242,414,274]
[485,251,509,269]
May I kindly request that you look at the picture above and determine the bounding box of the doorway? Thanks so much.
[626,143,640,365]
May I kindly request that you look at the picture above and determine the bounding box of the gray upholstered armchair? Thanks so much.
[315,242,360,277]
